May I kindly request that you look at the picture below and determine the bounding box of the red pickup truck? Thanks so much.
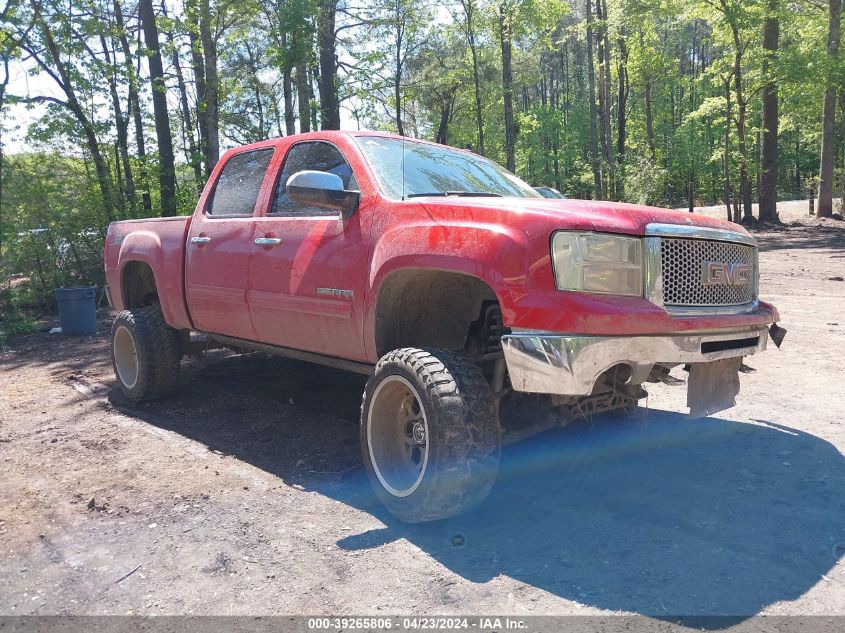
[104,131,782,522]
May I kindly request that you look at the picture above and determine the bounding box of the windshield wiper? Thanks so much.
[406,191,503,198]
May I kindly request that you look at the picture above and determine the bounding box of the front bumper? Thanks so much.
[501,325,769,396]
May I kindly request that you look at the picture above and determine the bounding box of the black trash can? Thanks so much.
[54,286,97,335]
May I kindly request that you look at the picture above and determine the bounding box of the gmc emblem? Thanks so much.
[701,261,751,286]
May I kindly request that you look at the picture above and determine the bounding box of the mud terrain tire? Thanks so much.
[111,307,181,401]
[361,348,501,522]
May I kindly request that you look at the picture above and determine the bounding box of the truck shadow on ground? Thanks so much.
[108,353,845,623]
[339,415,845,623]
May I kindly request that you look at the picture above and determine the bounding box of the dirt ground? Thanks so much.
[2,217,845,619]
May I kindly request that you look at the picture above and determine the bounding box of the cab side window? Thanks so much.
[271,142,358,217]
[207,148,274,217]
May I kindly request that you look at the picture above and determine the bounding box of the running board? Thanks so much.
[208,334,375,376]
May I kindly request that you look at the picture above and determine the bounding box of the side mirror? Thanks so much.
[286,170,360,219]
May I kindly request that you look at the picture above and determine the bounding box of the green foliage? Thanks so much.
[1,154,106,310]
[0,0,835,321]
[0,282,42,346]
[625,155,670,205]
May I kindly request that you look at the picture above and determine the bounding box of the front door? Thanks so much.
[247,140,369,362]
[185,146,276,339]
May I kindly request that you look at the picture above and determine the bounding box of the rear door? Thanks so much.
[247,140,369,361]
[185,146,275,339]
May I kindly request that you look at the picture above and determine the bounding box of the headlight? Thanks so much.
[551,232,643,296]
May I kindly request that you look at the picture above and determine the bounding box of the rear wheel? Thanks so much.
[111,307,181,401]
[361,348,501,523]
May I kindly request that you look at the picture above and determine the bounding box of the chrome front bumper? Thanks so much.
[501,325,769,396]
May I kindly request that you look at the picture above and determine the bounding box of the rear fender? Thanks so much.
[117,230,192,329]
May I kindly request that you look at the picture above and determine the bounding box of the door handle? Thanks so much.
[191,236,211,245]
[254,237,282,246]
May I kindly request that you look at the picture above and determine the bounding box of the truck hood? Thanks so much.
[421,197,750,238]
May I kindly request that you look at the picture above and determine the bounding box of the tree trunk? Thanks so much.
[462,0,484,155]
[840,92,845,205]
[597,0,614,198]
[309,63,319,131]
[553,140,561,190]
[637,30,655,164]
[723,77,732,222]
[688,179,694,213]
[596,16,608,198]
[100,32,134,216]
[173,42,202,187]
[469,41,484,154]
[272,98,283,137]
[795,126,801,195]
[725,8,753,222]
[586,0,602,197]
[318,0,341,129]
[394,6,405,136]
[283,68,296,135]
[199,0,219,172]
[139,0,177,217]
[435,93,453,144]
[819,0,842,217]
[760,0,779,223]
[616,32,628,200]
[295,64,311,133]
[185,0,208,175]
[498,0,515,171]
[250,53,265,139]
[756,130,762,203]
[562,42,572,187]
[161,0,202,190]
[281,33,296,136]
[0,60,6,259]
[114,0,152,215]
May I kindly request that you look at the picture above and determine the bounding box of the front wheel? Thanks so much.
[360,348,501,523]
[111,307,181,401]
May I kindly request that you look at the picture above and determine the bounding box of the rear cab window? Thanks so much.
[206,148,274,217]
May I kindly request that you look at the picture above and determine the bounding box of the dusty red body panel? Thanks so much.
[104,216,193,330]
[103,131,778,366]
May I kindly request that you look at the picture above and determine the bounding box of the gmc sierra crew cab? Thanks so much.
[103,131,783,522]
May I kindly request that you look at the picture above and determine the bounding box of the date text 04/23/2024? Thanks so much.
[307,617,528,631]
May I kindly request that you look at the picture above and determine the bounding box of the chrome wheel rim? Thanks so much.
[113,325,139,390]
[367,375,429,497]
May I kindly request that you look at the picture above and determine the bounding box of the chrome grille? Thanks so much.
[660,238,756,306]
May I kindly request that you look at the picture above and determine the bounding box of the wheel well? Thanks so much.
[375,269,500,358]
[121,261,159,309]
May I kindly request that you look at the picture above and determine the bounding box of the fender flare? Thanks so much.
[117,231,190,329]
[364,224,529,360]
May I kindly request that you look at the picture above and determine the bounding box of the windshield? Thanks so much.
[536,186,565,199]
[354,136,541,200]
